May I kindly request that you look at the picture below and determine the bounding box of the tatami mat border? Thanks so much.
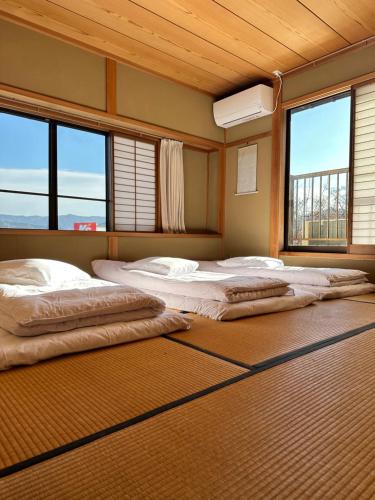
[165,321,375,371]
[0,371,252,479]
[2,320,375,480]
[252,321,375,371]
[163,334,253,369]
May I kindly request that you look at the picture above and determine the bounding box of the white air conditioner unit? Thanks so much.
[213,84,273,128]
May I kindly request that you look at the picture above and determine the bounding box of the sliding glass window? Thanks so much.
[57,125,107,231]
[0,112,49,229]
[0,109,109,231]
[285,93,351,251]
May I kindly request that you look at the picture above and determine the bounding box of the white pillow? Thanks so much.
[123,257,199,276]
[217,256,284,269]
[0,259,90,286]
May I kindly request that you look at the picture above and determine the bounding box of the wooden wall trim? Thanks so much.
[0,229,221,238]
[225,131,272,149]
[106,58,117,115]
[269,79,284,258]
[205,153,210,230]
[218,147,226,236]
[282,71,375,110]
[107,236,119,260]
[280,251,375,261]
[283,36,375,80]
[348,245,375,256]
[0,82,223,151]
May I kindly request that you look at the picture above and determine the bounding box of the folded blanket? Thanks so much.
[0,312,191,370]
[199,261,368,287]
[291,282,375,300]
[145,289,317,321]
[0,282,165,337]
[92,260,290,303]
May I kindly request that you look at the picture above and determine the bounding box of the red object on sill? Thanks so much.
[73,222,97,231]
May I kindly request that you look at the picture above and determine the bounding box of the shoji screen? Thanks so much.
[113,135,157,232]
[352,81,375,245]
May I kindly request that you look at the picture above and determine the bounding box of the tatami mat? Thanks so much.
[169,299,375,366]
[344,293,375,304]
[2,329,375,499]
[0,337,245,471]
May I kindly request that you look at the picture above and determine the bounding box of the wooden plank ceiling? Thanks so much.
[1,0,374,96]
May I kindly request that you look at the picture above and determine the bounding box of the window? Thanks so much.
[0,109,160,234]
[285,93,351,251]
[0,111,49,229]
[57,125,108,231]
[0,109,108,231]
[113,135,157,232]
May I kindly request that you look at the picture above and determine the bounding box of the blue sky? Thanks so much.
[0,113,105,175]
[0,113,106,216]
[290,95,351,175]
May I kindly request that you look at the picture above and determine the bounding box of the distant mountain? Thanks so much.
[0,214,106,230]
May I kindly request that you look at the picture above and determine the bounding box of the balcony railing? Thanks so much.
[288,167,349,246]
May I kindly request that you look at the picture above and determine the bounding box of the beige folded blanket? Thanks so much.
[291,282,375,300]
[0,312,191,370]
[92,260,290,303]
[0,283,165,337]
[199,261,368,287]
[154,290,317,320]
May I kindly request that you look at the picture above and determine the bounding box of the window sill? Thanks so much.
[0,229,222,238]
[279,251,375,260]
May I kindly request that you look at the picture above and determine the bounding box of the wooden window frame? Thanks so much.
[271,71,375,260]
[283,91,351,254]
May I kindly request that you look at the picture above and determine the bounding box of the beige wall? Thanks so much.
[0,235,108,274]
[0,20,223,269]
[224,137,272,257]
[184,149,208,232]
[0,20,106,110]
[283,44,375,102]
[117,236,222,262]
[223,47,375,278]
[225,115,272,143]
[117,64,223,142]
[183,148,219,233]
[207,151,220,233]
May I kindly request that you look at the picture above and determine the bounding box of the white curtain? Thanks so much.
[160,139,186,233]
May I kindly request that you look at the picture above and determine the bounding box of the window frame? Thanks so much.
[0,107,111,232]
[284,91,353,254]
